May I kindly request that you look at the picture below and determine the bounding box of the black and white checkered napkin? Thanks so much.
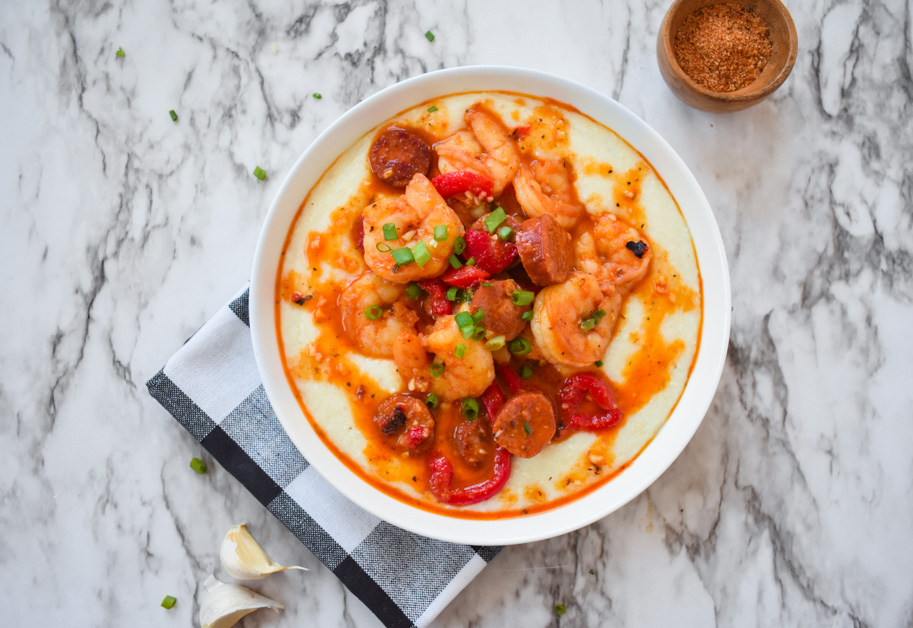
[147,286,501,628]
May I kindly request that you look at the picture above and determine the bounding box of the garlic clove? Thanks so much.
[200,575,283,628]
[220,523,307,580]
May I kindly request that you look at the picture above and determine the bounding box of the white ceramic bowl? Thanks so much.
[250,66,730,546]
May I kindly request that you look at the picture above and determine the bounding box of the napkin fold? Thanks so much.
[147,286,500,628]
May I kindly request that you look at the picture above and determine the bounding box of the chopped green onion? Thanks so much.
[484,207,507,233]
[580,318,596,332]
[471,310,484,324]
[555,603,567,616]
[391,247,415,266]
[376,242,392,252]
[523,421,532,436]
[512,290,535,306]
[425,393,439,409]
[454,311,473,328]
[413,240,431,267]
[365,305,383,320]
[449,254,463,269]
[190,457,207,474]
[485,335,506,351]
[595,360,604,368]
[519,364,534,379]
[589,569,595,575]
[434,224,448,241]
[521,310,534,321]
[428,105,439,113]
[161,595,177,609]
[594,309,607,322]
[459,289,473,303]
[313,92,322,99]
[508,337,532,355]
[430,362,445,377]
[383,222,398,241]
[169,109,178,122]
[446,287,459,301]
[481,282,494,287]
[115,46,125,58]
[497,225,514,241]
[453,236,466,255]
[472,326,486,340]
[425,30,435,41]
[454,343,467,359]
[465,257,476,266]
[462,398,479,420]
[406,283,423,300]
[459,326,474,340]
[253,166,267,181]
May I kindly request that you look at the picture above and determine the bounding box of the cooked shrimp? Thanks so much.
[374,394,435,452]
[340,272,419,359]
[530,271,622,367]
[513,160,583,229]
[363,173,464,283]
[575,213,652,295]
[435,107,520,196]
[393,317,495,401]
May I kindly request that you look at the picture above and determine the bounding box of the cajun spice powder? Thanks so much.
[673,2,772,93]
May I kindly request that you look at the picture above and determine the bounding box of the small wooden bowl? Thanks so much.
[657,0,798,113]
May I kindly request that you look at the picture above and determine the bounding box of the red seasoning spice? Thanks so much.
[673,2,773,93]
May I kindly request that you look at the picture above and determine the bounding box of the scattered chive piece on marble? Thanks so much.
[189,457,207,474]
[425,30,435,42]
[115,46,125,58]
[253,166,267,181]
[589,569,595,575]
[169,110,178,122]
[555,603,567,616]
[312,92,322,99]
[161,596,177,609]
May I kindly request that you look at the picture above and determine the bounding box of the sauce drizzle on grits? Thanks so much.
[275,91,702,518]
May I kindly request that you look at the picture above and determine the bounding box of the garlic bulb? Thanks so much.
[220,523,307,580]
[199,575,283,628]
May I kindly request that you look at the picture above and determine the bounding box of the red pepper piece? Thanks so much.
[480,383,505,421]
[557,372,623,432]
[497,365,525,395]
[514,125,531,138]
[464,228,517,275]
[441,265,491,288]
[354,215,365,252]
[403,425,431,449]
[417,279,452,316]
[431,171,494,198]
[428,447,511,505]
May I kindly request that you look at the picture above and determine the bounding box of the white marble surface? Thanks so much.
[2,0,912,626]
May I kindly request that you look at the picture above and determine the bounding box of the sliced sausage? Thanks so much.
[453,419,493,467]
[374,394,435,452]
[369,128,433,188]
[515,214,573,286]
[469,279,528,341]
[492,391,556,458]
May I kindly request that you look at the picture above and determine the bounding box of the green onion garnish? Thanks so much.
[190,457,207,474]
[430,362,445,377]
[512,290,535,306]
[406,283,423,300]
[434,224,448,241]
[446,287,459,301]
[449,254,463,269]
[365,305,383,320]
[481,282,493,287]
[253,166,267,181]
[472,326,486,340]
[453,236,466,255]
[485,335,506,351]
[523,421,531,436]
[454,311,473,328]
[376,242,392,252]
[115,46,125,58]
[425,393,439,409]
[425,30,435,41]
[383,222,398,241]
[595,360,604,368]
[465,257,476,266]
[497,226,514,241]
[462,398,479,420]
[580,317,597,332]
[161,595,177,609]
[521,310,534,321]
[508,337,532,355]
[313,92,322,99]
[413,239,431,267]
[454,343,466,359]
[555,603,567,616]
[460,289,473,303]
[484,207,507,233]
[428,105,438,113]
[594,308,607,322]
[391,247,415,266]
[519,364,534,379]
[471,310,484,324]
[169,109,178,122]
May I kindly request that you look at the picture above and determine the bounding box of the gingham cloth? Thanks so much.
[146,286,501,628]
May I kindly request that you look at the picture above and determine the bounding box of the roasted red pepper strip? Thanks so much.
[441,265,491,288]
[417,279,452,316]
[480,383,505,421]
[557,372,623,432]
[431,171,494,198]
[464,228,517,275]
[497,365,525,395]
[428,447,511,505]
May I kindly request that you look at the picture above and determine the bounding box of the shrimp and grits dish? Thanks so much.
[275,92,702,517]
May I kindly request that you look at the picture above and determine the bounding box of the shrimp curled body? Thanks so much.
[575,213,652,295]
[340,271,419,359]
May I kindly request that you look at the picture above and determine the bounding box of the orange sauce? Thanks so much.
[274,91,704,519]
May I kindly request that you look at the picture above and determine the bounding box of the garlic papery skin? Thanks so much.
[200,575,283,628]
[220,523,307,580]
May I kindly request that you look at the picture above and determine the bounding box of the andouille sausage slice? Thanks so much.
[492,391,556,458]
[374,394,435,452]
[453,419,494,467]
[369,128,433,188]
[515,214,573,286]
[469,279,528,341]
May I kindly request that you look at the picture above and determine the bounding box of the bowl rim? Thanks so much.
[249,65,731,546]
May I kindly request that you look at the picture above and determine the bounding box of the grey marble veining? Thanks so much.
[1,0,911,626]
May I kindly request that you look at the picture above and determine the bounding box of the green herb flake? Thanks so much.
[425,393,439,409]
[425,30,435,42]
[413,239,431,267]
[168,109,178,122]
[434,224,448,241]
[189,457,207,474]
[555,603,567,616]
[383,222,398,241]
[161,595,177,610]
[430,362,445,377]
[253,166,267,181]
[454,343,467,359]
[405,283,423,300]
[508,337,532,355]
[497,225,514,241]
[521,310,534,321]
[462,398,479,420]
[453,236,466,255]
[589,569,595,575]
[519,364,533,379]
[312,92,322,99]
[446,287,459,301]
[484,207,507,234]
[511,290,535,306]
[427,105,438,113]
[391,247,415,266]
[471,310,484,324]
[595,360,604,368]
[115,46,125,58]
[449,254,463,269]
[365,305,383,320]
[524,421,531,436]
[485,335,506,351]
